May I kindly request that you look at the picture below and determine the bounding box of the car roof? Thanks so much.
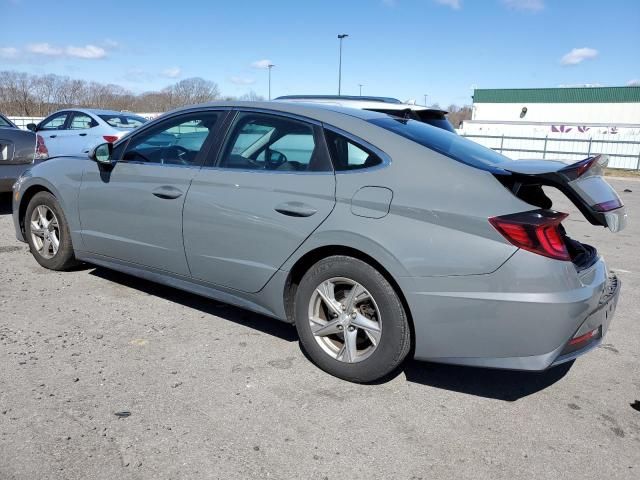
[167,101,392,123]
[277,95,403,104]
[274,96,445,114]
[48,108,144,117]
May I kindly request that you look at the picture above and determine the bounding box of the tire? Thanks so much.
[294,255,411,383]
[24,191,77,271]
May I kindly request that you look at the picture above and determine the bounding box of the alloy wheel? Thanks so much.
[30,205,60,259]
[308,277,382,363]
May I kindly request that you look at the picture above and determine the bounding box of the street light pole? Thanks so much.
[358,84,363,96]
[337,34,349,95]
[424,93,428,106]
[267,64,275,100]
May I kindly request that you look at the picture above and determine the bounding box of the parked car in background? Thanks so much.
[276,95,456,133]
[0,113,48,192]
[13,102,624,382]
[26,109,147,157]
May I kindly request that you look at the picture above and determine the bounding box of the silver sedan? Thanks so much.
[12,102,625,382]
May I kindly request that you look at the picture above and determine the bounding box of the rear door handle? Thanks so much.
[79,133,87,136]
[274,202,317,217]
[152,186,183,200]
[49,135,57,138]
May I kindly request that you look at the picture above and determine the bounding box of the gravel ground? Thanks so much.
[0,178,639,480]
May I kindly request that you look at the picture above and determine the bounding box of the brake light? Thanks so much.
[35,134,48,159]
[489,210,570,261]
[103,135,118,143]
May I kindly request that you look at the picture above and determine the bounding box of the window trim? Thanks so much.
[118,110,227,168]
[207,109,334,175]
[322,124,391,174]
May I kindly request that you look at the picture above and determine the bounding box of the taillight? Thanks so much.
[560,155,599,180]
[35,134,49,159]
[103,135,118,143]
[489,210,570,261]
[593,198,623,212]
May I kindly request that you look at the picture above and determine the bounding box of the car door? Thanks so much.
[78,110,223,276]
[36,112,71,157]
[183,110,336,293]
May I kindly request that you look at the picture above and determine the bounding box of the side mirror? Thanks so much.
[26,123,37,132]
[89,142,114,165]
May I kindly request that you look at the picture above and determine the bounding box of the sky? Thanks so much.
[1,0,639,106]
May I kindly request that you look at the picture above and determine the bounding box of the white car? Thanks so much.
[27,109,147,157]
[275,95,456,133]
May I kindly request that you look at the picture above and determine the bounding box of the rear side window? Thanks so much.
[69,113,96,130]
[324,130,382,171]
[219,113,331,172]
[369,117,508,170]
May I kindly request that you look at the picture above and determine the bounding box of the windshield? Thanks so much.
[0,115,14,128]
[99,114,147,129]
[369,117,509,170]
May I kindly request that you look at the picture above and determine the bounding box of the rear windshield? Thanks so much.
[369,117,509,170]
[99,114,147,129]
[367,108,455,133]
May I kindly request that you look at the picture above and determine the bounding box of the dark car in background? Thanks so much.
[0,113,48,192]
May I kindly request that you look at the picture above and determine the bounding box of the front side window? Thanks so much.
[219,113,331,172]
[122,112,218,166]
[40,113,69,130]
[69,113,96,130]
[324,130,382,171]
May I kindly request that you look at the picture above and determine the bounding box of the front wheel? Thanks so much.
[24,191,77,271]
[294,255,411,383]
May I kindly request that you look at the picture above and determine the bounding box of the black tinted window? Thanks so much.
[324,130,382,171]
[369,117,508,170]
[219,113,331,172]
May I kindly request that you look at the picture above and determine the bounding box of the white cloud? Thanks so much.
[65,44,106,59]
[434,0,461,9]
[501,0,544,12]
[27,43,63,56]
[560,47,598,66]
[25,42,106,59]
[251,59,274,69]
[627,79,640,86]
[0,47,19,58]
[162,67,182,78]
[230,76,256,86]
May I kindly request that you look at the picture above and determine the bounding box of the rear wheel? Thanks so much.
[294,255,411,382]
[24,191,77,270]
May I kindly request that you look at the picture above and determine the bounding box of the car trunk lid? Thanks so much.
[494,155,627,233]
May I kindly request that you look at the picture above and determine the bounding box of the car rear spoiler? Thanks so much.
[494,155,627,232]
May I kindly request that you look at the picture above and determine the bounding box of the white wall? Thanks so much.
[473,102,640,125]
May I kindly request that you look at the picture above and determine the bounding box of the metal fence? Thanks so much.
[460,133,640,170]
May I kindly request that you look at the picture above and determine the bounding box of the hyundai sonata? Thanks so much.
[12,102,624,382]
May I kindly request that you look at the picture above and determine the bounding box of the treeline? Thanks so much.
[445,105,472,128]
[0,70,264,116]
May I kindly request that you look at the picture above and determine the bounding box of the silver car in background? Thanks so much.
[1,113,48,192]
[12,102,625,382]
[26,108,147,157]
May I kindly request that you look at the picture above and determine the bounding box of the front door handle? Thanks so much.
[152,186,183,200]
[49,134,57,138]
[274,202,317,217]
[79,133,87,136]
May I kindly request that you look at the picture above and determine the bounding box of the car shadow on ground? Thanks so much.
[0,193,13,215]
[89,267,298,342]
[89,265,572,400]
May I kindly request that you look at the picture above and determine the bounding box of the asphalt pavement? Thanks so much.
[0,178,638,479]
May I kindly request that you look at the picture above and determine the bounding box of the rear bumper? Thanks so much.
[0,163,31,192]
[403,249,619,370]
